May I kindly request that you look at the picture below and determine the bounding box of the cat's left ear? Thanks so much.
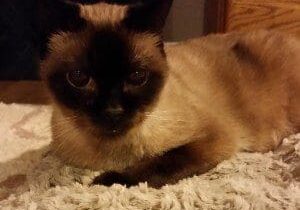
[124,0,173,33]
[38,0,86,58]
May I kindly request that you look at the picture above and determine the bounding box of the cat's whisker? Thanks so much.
[50,125,82,155]
[145,114,189,123]
[145,111,181,116]
[40,115,79,132]
[52,127,76,139]
[49,120,80,138]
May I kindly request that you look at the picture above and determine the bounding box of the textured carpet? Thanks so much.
[0,103,299,210]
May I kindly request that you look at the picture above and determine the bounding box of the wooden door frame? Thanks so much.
[203,0,228,35]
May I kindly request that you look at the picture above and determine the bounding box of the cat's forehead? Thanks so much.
[47,27,162,70]
[79,3,127,26]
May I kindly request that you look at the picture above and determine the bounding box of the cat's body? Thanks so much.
[43,1,300,188]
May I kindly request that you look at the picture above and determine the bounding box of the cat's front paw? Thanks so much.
[92,171,136,187]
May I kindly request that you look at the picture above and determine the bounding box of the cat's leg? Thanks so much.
[93,137,237,188]
[93,146,211,188]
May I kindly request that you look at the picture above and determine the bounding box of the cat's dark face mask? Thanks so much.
[41,0,171,138]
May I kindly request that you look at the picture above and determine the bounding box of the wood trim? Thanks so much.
[203,0,228,34]
[225,0,300,37]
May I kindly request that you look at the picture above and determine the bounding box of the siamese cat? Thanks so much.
[41,0,300,188]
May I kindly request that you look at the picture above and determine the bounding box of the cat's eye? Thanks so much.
[127,70,149,87]
[66,70,91,88]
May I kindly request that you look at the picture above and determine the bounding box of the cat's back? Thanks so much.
[165,30,300,151]
[166,30,300,110]
[166,30,300,77]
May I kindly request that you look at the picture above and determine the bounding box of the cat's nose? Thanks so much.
[105,105,124,120]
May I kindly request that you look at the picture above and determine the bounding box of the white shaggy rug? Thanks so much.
[0,102,299,210]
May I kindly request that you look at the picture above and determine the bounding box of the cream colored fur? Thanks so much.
[50,30,300,172]
[43,3,300,174]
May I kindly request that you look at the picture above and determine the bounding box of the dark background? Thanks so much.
[0,0,39,80]
[0,0,172,80]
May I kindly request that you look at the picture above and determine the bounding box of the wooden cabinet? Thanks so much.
[204,0,300,37]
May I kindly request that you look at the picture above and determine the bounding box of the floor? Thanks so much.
[0,81,49,104]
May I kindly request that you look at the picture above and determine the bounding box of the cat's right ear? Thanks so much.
[38,0,86,57]
[124,0,173,34]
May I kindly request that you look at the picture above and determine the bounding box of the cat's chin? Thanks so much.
[90,126,130,140]
[88,117,143,140]
[102,128,127,138]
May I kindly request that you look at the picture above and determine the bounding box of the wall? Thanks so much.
[164,0,205,41]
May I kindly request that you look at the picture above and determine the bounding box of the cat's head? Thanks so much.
[41,0,171,138]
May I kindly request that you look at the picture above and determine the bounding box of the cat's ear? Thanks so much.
[38,0,86,57]
[124,0,173,33]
